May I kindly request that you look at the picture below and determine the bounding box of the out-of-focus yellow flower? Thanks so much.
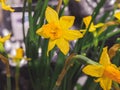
[114,12,120,20]
[36,6,83,55]
[82,47,120,90]
[14,48,24,60]
[0,33,11,44]
[83,16,104,32]
[0,0,14,12]
[11,48,31,63]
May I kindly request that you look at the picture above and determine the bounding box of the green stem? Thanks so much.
[113,81,120,90]
[28,0,33,30]
[73,55,99,65]
[15,63,20,90]
[7,76,11,90]
[53,86,59,90]
[22,0,27,43]
[38,0,49,27]
[104,30,120,40]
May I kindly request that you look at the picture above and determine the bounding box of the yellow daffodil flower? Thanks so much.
[82,47,120,90]
[83,16,104,32]
[0,33,11,44]
[114,12,120,20]
[11,48,31,63]
[14,48,24,60]
[36,6,83,55]
[0,0,14,12]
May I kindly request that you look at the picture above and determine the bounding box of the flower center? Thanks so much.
[103,65,120,83]
[43,23,63,40]
[15,48,24,59]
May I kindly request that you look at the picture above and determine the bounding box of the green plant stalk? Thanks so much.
[7,75,11,90]
[104,30,120,40]
[113,81,120,90]
[15,62,20,90]
[22,0,27,43]
[38,0,49,27]
[50,52,66,90]
[33,0,42,26]
[28,0,33,33]
[73,55,99,65]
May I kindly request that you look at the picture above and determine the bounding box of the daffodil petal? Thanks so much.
[2,2,15,12]
[94,23,104,28]
[56,38,69,55]
[82,65,104,77]
[83,16,92,27]
[99,77,112,90]
[99,47,111,66]
[0,33,11,43]
[60,16,75,29]
[36,26,49,38]
[47,39,56,55]
[45,6,59,23]
[88,26,96,32]
[3,33,11,41]
[114,12,120,20]
[64,30,83,40]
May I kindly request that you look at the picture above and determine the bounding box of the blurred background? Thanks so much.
[0,0,117,90]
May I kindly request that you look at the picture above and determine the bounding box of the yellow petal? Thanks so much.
[94,23,104,28]
[56,38,69,55]
[82,65,104,77]
[99,77,112,90]
[45,6,59,23]
[114,12,120,20]
[83,16,92,27]
[88,25,96,32]
[47,39,56,55]
[83,16,96,32]
[89,23,104,32]
[63,30,83,40]
[99,47,111,66]
[1,2,15,12]
[0,33,11,43]
[60,16,75,29]
[36,26,49,38]
[15,48,24,59]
